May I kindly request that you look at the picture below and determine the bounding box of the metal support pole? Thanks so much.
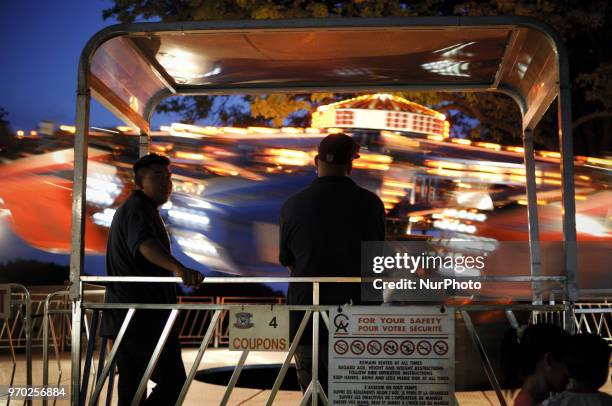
[71,290,84,406]
[219,350,250,406]
[312,282,320,406]
[266,311,313,406]
[43,295,50,406]
[522,128,543,304]
[461,311,507,406]
[558,84,578,317]
[132,309,179,406]
[139,131,150,158]
[176,310,222,405]
[70,87,90,406]
[89,309,135,406]
[81,311,100,405]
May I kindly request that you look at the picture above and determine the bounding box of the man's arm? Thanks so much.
[139,239,203,286]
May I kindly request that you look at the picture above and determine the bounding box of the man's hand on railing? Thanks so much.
[176,266,204,287]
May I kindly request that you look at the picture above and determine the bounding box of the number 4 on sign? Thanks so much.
[269,317,278,328]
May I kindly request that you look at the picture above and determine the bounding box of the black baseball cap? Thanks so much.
[317,133,360,165]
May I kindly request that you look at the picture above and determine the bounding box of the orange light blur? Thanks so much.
[585,157,612,166]
[59,125,76,134]
[427,135,444,141]
[517,200,547,206]
[381,189,406,197]
[280,127,304,134]
[539,151,561,159]
[205,165,239,177]
[382,180,413,189]
[505,146,525,153]
[222,127,249,135]
[426,168,465,178]
[380,196,400,204]
[357,153,393,164]
[451,138,471,145]
[176,151,206,160]
[352,162,390,171]
[476,142,501,151]
[248,127,280,134]
[425,160,465,170]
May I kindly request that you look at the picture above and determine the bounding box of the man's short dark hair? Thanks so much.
[133,153,170,186]
[565,333,610,390]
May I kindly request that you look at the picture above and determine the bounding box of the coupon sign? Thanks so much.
[229,306,289,352]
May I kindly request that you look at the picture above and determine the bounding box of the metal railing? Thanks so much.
[0,284,32,406]
[65,275,575,406]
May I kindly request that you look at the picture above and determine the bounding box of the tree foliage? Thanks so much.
[103,0,612,154]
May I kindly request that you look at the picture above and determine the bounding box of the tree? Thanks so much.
[0,107,15,155]
[103,0,612,154]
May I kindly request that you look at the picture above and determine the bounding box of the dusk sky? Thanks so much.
[0,0,181,132]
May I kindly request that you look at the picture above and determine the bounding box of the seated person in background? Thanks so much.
[542,333,612,406]
[501,324,569,406]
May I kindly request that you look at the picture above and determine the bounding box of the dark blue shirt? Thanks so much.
[100,190,177,338]
[279,176,385,343]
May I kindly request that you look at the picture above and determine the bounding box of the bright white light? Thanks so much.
[575,214,609,237]
[434,219,477,234]
[203,66,221,77]
[92,208,116,228]
[421,60,471,77]
[187,200,212,209]
[88,177,118,194]
[161,201,173,210]
[443,208,487,222]
[168,209,210,227]
[456,192,494,211]
[176,234,218,257]
[86,189,115,206]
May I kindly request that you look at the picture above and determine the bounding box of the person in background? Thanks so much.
[542,333,612,406]
[279,133,386,395]
[100,153,203,405]
[501,323,569,406]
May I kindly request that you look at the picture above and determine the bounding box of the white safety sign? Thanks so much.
[229,306,289,352]
[0,285,10,320]
[329,306,454,406]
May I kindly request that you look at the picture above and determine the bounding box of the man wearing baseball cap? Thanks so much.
[279,133,386,395]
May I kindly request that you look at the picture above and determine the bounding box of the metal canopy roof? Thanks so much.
[71,17,577,307]
[80,17,567,134]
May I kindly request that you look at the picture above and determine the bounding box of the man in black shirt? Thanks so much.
[279,133,386,395]
[101,153,202,405]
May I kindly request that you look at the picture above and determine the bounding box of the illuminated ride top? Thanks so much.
[312,93,450,138]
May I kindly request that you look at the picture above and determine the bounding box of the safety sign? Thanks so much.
[329,306,454,406]
[229,306,289,352]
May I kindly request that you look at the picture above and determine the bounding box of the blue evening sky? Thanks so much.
[0,0,182,132]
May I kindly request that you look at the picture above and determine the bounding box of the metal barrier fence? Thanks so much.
[4,278,608,405]
[0,284,33,406]
[66,275,575,406]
